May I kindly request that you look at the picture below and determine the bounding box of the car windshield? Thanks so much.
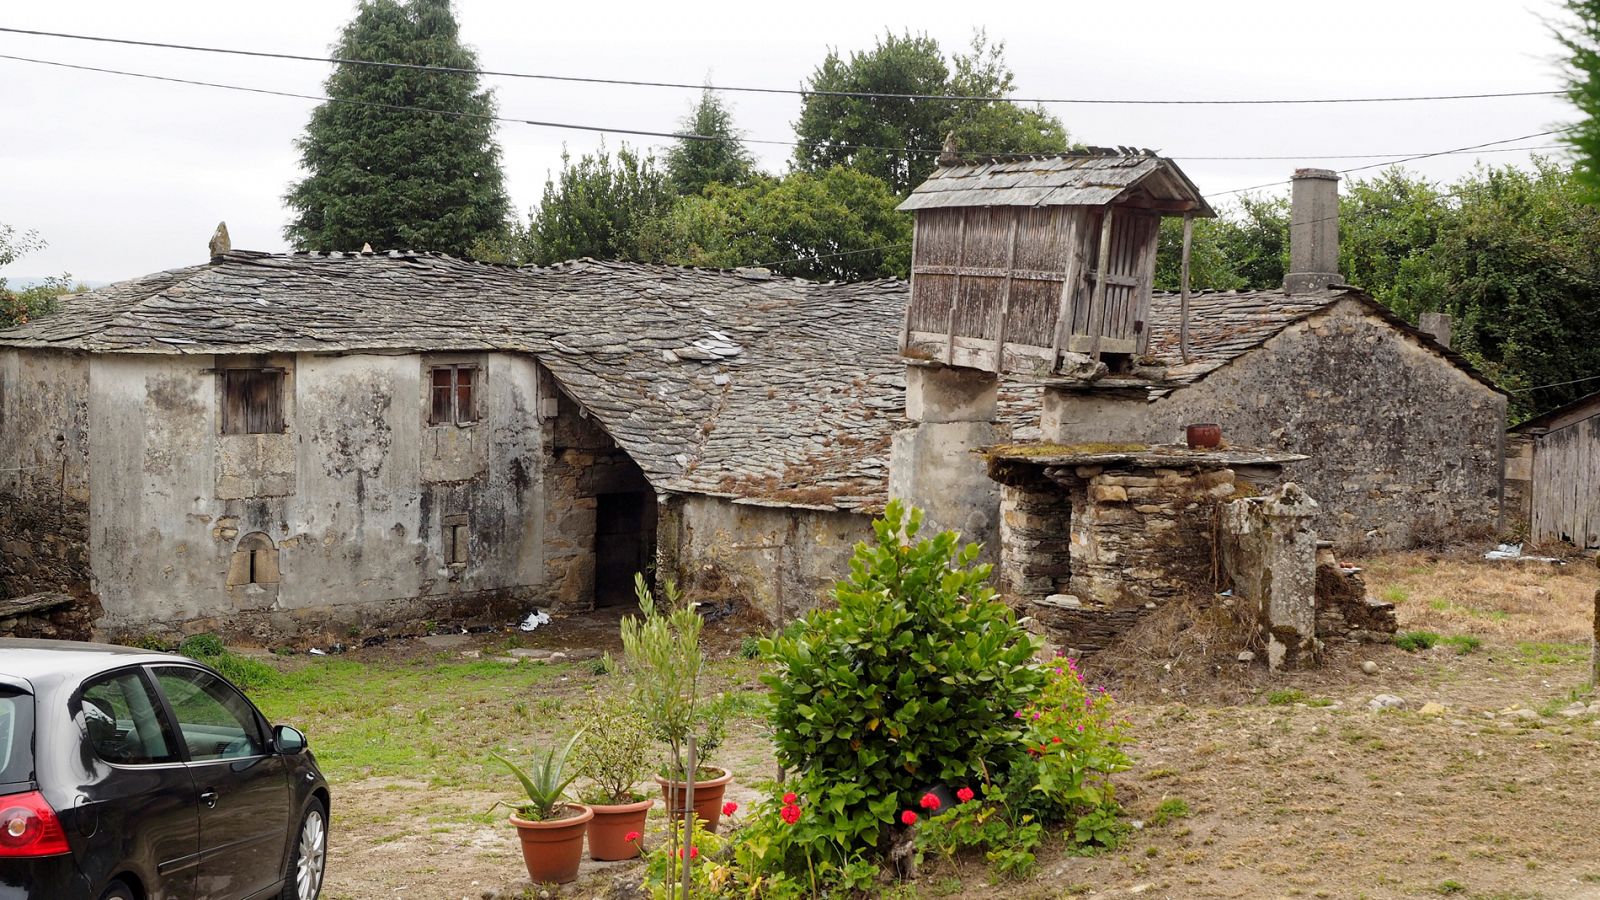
[0,689,34,786]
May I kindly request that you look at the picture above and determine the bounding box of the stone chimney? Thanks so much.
[1418,311,1452,348]
[1283,169,1340,294]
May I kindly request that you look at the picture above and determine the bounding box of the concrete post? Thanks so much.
[888,364,1002,560]
[1223,482,1321,670]
[1283,169,1341,295]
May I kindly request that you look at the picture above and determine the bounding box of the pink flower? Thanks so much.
[1013,710,1024,719]
[956,787,975,803]
[624,831,641,843]
[901,810,918,825]
[780,803,801,825]
[722,801,738,817]
[782,792,798,805]
[919,792,940,811]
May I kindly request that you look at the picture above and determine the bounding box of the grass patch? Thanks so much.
[1439,635,1483,655]
[177,634,282,692]
[1514,641,1589,666]
[1149,797,1191,826]
[1265,689,1307,705]
[1380,586,1410,604]
[1435,880,1466,895]
[1394,631,1441,652]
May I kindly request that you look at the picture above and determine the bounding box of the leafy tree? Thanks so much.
[664,89,755,197]
[666,167,912,281]
[283,0,510,255]
[793,30,1069,194]
[1153,195,1287,292]
[1558,0,1600,201]
[515,143,678,266]
[0,225,75,328]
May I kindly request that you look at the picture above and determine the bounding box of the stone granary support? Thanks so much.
[1223,483,1321,670]
[888,364,1003,561]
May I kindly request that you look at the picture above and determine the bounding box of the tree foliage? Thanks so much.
[1558,0,1600,200]
[665,90,756,197]
[283,0,510,255]
[0,225,75,328]
[792,30,1069,195]
[499,143,677,266]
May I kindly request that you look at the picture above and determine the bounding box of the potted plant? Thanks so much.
[620,574,736,832]
[571,696,655,860]
[492,733,593,884]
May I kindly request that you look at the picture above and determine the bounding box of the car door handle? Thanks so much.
[199,790,219,809]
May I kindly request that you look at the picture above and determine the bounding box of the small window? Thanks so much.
[79,671,177,765]
[152,667,266,761]
[430,365,477,426]
[221,369,284,434]
[226,532,280,587]
[445,516,469,566]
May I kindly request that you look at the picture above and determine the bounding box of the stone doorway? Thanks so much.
[594,491,656,607]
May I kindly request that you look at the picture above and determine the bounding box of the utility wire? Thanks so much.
[1509,372,1600,393]
[0,52,1569,167]
[0,26,1568,106]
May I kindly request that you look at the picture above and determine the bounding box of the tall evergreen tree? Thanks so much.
[665,89,756,197]
[792,30,1068,195]
[1559,0,1600,201]
[283,0,510,255]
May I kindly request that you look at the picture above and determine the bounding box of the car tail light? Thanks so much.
[0,791,70,857]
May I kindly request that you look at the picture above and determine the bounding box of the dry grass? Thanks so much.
[1357,550,1598,642]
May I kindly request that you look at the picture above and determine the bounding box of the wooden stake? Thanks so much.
[1180,213,1194,364]
[681,734,696,900]
[1086,208,1116,360]
[1591,555,1599,689]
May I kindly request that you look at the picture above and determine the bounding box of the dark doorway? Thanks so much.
[594,491,656,607]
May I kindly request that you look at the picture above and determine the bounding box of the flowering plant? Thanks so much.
[1012,657,1132,825]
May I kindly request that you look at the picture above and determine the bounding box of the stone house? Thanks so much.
[1505,388,1600,549]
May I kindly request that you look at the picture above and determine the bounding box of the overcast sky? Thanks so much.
[0,0,1578,283]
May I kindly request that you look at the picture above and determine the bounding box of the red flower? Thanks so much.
[679,846,699,859]
[919,792,940,811]
[956,787,975,803]
[1051,736,1063,744]
[624,831,641,843]
[782,792,798,805]
[780,803,801,825]
[900,810,918,825]
[722,801,738,817]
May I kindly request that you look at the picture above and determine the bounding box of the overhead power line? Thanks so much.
[0,25,1568,106]
[0,53,1569,168]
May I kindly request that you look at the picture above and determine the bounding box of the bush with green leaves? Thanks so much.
[570,696,654,805]
[1012,657,1132,830]
[762,501,1043,854]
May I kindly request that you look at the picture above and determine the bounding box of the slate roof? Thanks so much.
[0,250,910,513]
[897,151,1215,216]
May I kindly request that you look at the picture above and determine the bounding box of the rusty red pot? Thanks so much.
[585,796,653,861]
[509,803,592,884]
[1185,423,1222,449]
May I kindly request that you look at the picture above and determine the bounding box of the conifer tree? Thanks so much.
[283,0,510,255]
[664,89,756,197]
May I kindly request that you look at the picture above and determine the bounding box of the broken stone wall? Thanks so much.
[0,350,91,599]
[663,493,868,624]
[83,350,543,641]
[1042,298,1507,550]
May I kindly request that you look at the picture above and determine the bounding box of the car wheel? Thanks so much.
[280,800,328,900]
[98,882,136,900]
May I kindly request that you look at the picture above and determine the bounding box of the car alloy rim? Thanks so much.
[296,810,327,900]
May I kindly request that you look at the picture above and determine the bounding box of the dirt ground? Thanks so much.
[275,549,1600,900]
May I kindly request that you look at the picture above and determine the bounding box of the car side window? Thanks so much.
[152,667,266,762]
[79,671,178,765]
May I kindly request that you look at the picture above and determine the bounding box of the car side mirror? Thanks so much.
[274,725,308,755]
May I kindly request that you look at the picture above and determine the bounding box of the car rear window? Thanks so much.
[0,689,34,786]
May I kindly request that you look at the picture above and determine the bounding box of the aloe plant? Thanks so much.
[493,731,584,821]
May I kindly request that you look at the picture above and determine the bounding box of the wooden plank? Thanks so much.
[991,209,1021,374]
[899,214,920,354]
[1133,215,1160,353]
[1049,208,1085,366]
[943,214,969,365]
[912,264,1072,281]
[1086,207,1116,359]
[1179,213,1194,362]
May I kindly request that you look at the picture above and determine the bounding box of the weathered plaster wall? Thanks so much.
[0,351,92,599]
[663,493,867,624]
[85,351,543,638]
[1503,432,1534,538]
[1043,299,1507,550]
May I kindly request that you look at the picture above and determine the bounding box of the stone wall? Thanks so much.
[80,350,544,637]
[663,493,869,624]
[0,350,91,599]
[1502,432,1534,538]
[1042,298,1507,550]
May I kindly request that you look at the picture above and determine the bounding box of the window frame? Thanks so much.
[73,666,183,768]
[428,364,478,427]
[219,367,286,435]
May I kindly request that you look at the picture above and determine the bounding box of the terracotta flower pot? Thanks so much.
[509,803,593,884]
[585,796,653,861]
[654,766,734,833]
[1185,423,1222,449]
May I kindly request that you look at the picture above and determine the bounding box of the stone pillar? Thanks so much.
[998,479,1073,597]
[1223,482,1321,670]
[888,365,1002,559]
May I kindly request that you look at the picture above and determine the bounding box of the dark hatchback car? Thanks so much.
[0,639,328,900]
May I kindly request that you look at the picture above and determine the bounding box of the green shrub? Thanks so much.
[1069,804,1128,851]
[1149,797,1191,826]
[177,633,280,692]
[1394,631,1441,652]
[178,633,226,659]
[1009,659,1132,826]
[738,635,762,659]
[763,501,1043,853]
[570,696,653,805]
